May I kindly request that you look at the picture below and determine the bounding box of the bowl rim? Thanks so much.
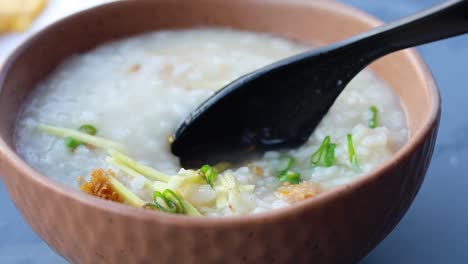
[0,0,440,227]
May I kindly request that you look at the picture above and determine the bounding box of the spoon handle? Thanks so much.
[345,0,468,60]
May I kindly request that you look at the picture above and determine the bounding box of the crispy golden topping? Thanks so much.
[80,169,123,203]
[128,64,141,73]
[275,181,320,203]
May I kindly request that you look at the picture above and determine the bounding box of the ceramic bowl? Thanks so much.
[0,0,440,263]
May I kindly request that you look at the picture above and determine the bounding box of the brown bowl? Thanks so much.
[0,0,440,263]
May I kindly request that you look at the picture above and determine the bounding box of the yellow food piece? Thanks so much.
[80,169,124,203]
[38,123,126,152]
[0,0,47,32]
[81,168,146,207]
[275,181,321,203]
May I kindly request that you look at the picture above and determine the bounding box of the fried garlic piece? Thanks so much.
[275,181,320,203]
[80,169,123,203]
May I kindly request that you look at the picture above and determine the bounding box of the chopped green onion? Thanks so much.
[347,134,360,170]
[163,189,185,214]
[278,170,302,184]
[368,106,378,129]
[152,191,177,213]
[62,124,97,150]
[275,155,301,184]
[200,164,217,187]
[79,124,97,135]
[310,136,335,167]
[64,136,81,150]
[324,143,336,167]
[150,189,186,214]
[310,136,330,165]
[38,124,125,152]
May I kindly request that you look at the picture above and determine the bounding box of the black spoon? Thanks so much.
[171,0,468,168]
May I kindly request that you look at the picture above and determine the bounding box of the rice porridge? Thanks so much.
[15,29,408,216]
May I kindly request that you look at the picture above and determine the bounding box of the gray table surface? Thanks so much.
[1,0,467,263]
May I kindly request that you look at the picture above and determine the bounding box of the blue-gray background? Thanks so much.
[1,0,467,263]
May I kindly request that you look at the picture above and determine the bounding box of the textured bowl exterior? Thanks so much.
[0,1,440,263]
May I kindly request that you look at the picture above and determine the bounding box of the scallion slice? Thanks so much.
[368,106,378,129]
[310,136,335,167]
[59,124,98,150]
[200,164,218,187]
[275,155,301,184]
[152,191,177,213]
[64,136,81,150]
[150,189,186,214]
[310,136,330,165]
[324,143,336,167]
[79,124,97,135]
[163,189,185,214]
[278,170,302,184]
[347,134,360,169]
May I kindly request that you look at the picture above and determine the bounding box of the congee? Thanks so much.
[15,29,408,216]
